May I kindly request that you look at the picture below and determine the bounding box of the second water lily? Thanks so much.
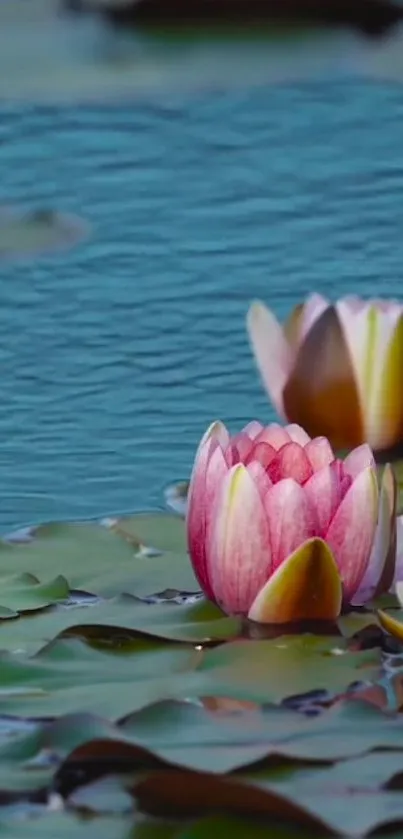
[187,422,397,623]
[247,294,403,452]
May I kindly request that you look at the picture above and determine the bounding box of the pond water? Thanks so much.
[1,10,403,531]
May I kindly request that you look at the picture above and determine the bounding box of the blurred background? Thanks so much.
[1,0,403,531]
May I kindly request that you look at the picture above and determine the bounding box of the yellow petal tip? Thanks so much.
[377,609,403,642]
[248,538,342,625]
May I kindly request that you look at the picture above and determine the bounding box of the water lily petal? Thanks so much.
[394,515,403,587]
[283,294,329,349]
[248,537,342,623]
[352,464,397,605]
[304,436,335,471]
[369,312,403,451]
[283,302,305,348]
[242,421,264,440]
[227,432,254,465]
[267,442,313,485]
[336,301,403,451]
[325,466,379,601]
[299,292,330,342]
[198,420,230,453]
[247,301,294,416]
[344,444,375,479]
[303,465,343,536]
[286,424,312,446]
[208,464,271,614]
[246,461,273,499]
[283,305,364,449]
[245,441,277,470]
[187,440,219,600]
[255,423,292,450]
[377,610,403,642]
[265,478,316,572]
[187,421,229,599]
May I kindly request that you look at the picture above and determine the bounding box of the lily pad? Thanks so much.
[0,812,135,839]
[187,636,381,704]
[0,573,69,616]
[119,694,403,766]
[0,518,196,599]
[0,636,199,719]
[0,596,240,655]
[0,207,89,260]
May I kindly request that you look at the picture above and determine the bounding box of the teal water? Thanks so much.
[1,79,403,530]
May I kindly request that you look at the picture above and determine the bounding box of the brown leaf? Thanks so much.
[55,738,170,798]
[132,768,332,833]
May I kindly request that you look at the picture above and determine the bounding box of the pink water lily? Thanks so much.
[247,294,403,452]
[186,421,397,623]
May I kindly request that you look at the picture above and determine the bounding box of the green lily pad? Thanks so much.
[186,636,381,704]
[0,596,238,656]
[0,518,196,599]
[0,636,199,720]
[119,695,403,768]
[0,573,69,616]
[0,207,89,261]
[104,513,187,554]
[0,812,135,839]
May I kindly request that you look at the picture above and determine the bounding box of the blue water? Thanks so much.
[1,79,403,530]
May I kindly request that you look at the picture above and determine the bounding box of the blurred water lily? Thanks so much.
[247,294,403,452]
[187,421,397,624]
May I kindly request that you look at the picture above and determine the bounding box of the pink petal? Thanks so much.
[186,421,229,599]
[303,465,344,536]
[199,420,230,453]
[246,461,273,499]
[242,421,264,440]
[208,465,271,614]
[325,466,379,602]
[330,460,353,497]
[227,432,254,465]
[187,439,219,600]
[246,302,294,417]
[264,477,317,572]
[304,436,335,471]
[245,441,277,470]
[352,464,396,605]
[267,442,314,485]
[255,423,292,451]
[286,424,312,446]
[344,444,375,479]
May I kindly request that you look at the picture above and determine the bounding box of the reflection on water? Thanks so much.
[1,79,403,529]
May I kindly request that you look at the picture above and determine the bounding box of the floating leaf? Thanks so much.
[186,636,381,704]
[0,636,199,719]
[0,573,69,616]
[0,596,239,655]
[0,207,89,260]
[0,518,196,599]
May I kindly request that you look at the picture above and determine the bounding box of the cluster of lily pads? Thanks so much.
[3,294,403,836]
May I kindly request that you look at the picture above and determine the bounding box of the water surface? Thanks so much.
[1,70,403,529]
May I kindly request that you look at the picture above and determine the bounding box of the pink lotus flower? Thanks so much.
[186,421,397,623]
[247,294,403,452]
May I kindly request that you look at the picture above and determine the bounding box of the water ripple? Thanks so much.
[0,81,403,528]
